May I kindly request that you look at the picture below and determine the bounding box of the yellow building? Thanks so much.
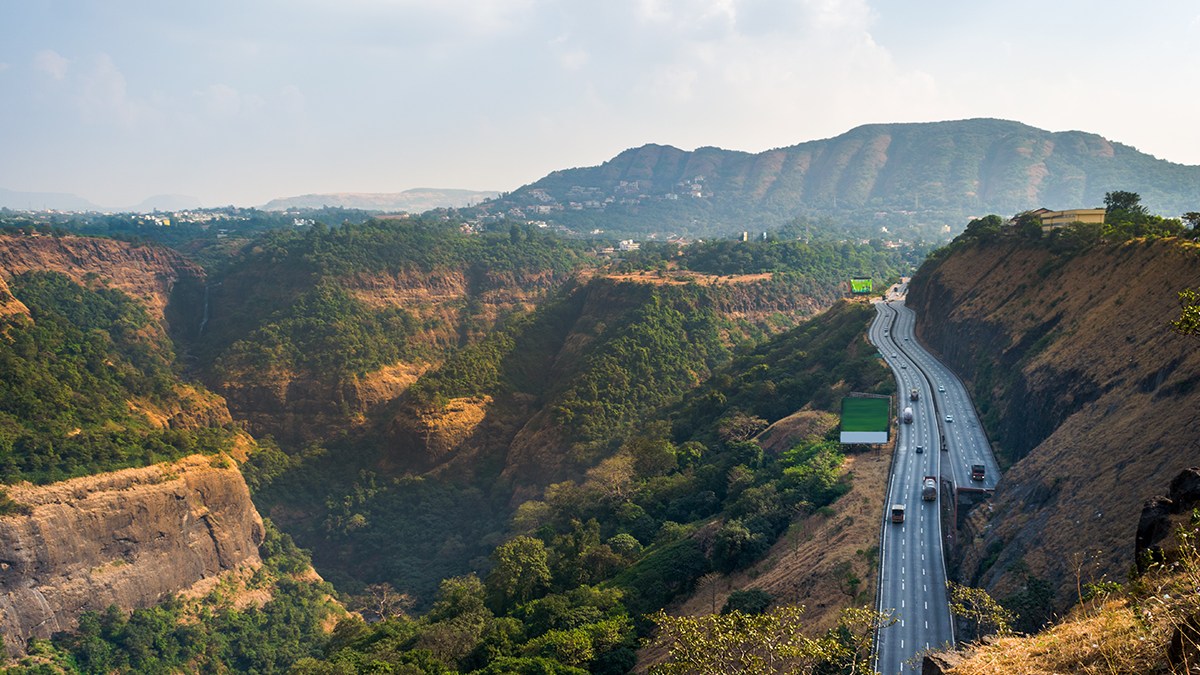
[1032,207,1106,233]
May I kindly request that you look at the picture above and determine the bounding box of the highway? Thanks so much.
[868,276,1001,672]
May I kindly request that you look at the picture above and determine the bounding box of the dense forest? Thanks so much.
[0,272,235,485]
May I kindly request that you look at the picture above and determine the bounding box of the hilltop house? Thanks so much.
[1033,207,1106,233]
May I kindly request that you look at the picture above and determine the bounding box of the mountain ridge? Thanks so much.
[484,118,1200,238]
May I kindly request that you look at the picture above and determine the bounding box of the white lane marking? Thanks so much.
[925,601,928,609]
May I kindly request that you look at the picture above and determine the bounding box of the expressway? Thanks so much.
[869,295,954,673]
[885,298,1000,491]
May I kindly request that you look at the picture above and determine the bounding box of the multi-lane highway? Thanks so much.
[868,280,999,673]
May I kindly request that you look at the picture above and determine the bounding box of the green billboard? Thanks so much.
[849,278,873,294]
[840,397,889,444]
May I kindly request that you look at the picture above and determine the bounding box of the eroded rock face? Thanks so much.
[388,396,493,473]
[0,234,205,323]
[0,455,264,655]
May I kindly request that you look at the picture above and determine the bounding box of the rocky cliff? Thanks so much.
[0,234,205,323]
[0,455,264,656]
[202,266,566,444]
[907,237,1200,611]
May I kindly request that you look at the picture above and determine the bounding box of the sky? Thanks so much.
[2,0,1199,208]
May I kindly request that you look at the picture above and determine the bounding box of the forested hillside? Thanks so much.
[238,299,894,675]
[476,118,1200,240]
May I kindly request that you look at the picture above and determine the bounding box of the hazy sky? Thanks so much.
[2,0,1198,207]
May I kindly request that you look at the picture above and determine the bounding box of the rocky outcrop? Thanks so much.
[0,455,264,655]
[217,362,430,444]
[1136,466,1200,573]
[907,238,1200,610]
[387,396,493,473]
[0,276,29,319]
[0,234,204,323]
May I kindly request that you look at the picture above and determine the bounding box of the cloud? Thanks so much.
[75,53,156,126]
[34,50,68,79]
[0,62,9,72]
[196,83,242,118]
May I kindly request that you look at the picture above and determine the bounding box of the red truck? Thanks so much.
[972,464,986,481]
[922,476,937,501]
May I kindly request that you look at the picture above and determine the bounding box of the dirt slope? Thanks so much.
[907,237,1200,611]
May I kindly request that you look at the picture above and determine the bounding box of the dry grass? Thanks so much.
[948,526,1200,674]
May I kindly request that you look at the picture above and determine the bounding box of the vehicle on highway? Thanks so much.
[972,464,986,481]
[904,337,909,340]
[903,407,913,424]
[910,388,919,401]
[891,504,906,523]
[922,476,937,500]
[901,364,907,368]
[945,415,953,422]
[939,385,945,392]
[916,445,924,453]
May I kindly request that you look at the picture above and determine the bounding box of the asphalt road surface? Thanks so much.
[867,277,998,673]
[869,297,953,673]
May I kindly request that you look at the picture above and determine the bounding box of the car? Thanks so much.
[916,445,924,453]
[901,364,907,368]
[945,415,953,422]
[904,337,909,340]
[938,386,945,392]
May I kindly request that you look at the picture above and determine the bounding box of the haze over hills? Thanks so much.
[483,118,1200,239]
[0,188,202,213]
[261,188,500,212]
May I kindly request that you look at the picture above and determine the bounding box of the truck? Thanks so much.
[903,407,913,424]
[922,476,937,501]
[910,388,919,401]
[891,504,906,523]
[972,464,986,481]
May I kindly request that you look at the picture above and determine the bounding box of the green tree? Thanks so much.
[1104,190,1146,216]
[962,215,1002,242]
[948,582,1013,642]
[487,536,552,610]
[645,606,891,675]
[1183,212,1200,230]
[1014,212,1042,239]
[1169,288,1200,339]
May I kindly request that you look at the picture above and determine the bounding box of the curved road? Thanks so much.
[868,280,999,673]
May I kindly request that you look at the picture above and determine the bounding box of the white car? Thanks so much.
[945,415,953,422]
[938,386,945,392]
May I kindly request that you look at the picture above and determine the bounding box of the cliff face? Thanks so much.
[907,238,1200,609]
[202,266,564,444]
[0,235,205,323]
[0,455,264,655]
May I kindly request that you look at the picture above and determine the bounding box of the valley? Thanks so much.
[0,191,1198,675]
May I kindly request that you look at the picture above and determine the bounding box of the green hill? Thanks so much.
[475,119,1200,240]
